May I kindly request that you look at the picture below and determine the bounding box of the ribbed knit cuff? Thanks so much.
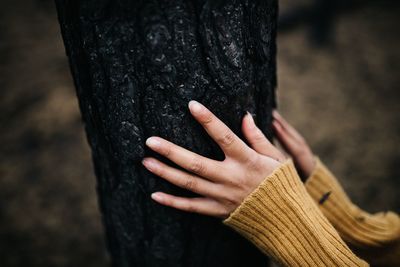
[305,157,400,248]
[223,159,367,267]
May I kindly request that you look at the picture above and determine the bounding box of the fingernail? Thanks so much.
[246,111,255,127]
[146,137,161,148]
[272,110,280,118]
[142,158,157,170]
[151,192,163,202]
[188,100,203,113]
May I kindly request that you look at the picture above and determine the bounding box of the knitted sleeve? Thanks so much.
[305,158,400,266]
[223,159,368,267]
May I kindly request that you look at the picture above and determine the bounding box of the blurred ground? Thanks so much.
[0,1,399,266]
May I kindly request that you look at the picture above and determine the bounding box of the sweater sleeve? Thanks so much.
[223,159,368,267]
[304,157,400,266]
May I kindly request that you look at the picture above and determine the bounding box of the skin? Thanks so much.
[272,110,316,180]
[142,100,315,219]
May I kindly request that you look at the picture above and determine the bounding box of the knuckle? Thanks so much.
[222,193,241,207]
[203,113,213,124]
[217,207,231,219]
[244,154,265,173]
[218,131,236,147]
[188,158,206,174]
[245,152,259,167]
[183,177,197,192]
[155,165,165,176]
[223,174,246,192]
[186,203,197,213]
[226,177,243,187]
[163,144,172,157]
[234,178,247,191]
[162,196,171,206]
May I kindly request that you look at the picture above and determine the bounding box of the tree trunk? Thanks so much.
[55,0,277,266]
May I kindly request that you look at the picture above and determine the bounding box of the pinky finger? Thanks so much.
[151,192,227,218]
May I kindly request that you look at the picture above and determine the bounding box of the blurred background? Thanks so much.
[0,0,399,266]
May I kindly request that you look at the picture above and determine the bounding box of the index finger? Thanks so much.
[188,101,253,162]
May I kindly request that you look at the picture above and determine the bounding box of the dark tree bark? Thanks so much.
[55,0,277,266]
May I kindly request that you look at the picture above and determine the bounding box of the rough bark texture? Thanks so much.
[55,0,277,266]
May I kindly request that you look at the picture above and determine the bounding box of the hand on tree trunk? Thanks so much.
[142,100,286,219]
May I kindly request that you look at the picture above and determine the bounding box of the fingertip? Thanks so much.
[188,100,203,114]
[242,111,255,130]
[189,101,216,126]
[141,157,149,166]
[146,136,161,149]
[246,111,255,124]
[151,192,164,202]
[142,157,158,171]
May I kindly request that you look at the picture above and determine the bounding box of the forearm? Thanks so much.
[305,158,400,266]
[223,160,367,267]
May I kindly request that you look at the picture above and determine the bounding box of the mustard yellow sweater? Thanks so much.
[223,158,400,266]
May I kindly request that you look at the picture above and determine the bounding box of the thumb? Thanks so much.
[242,112,285,162]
